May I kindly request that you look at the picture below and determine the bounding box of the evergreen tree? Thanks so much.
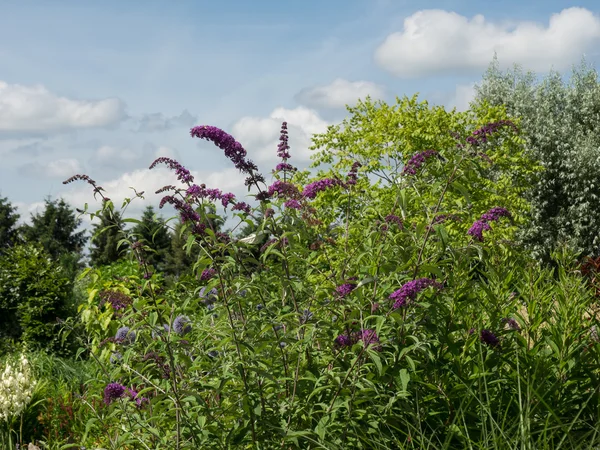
[0,195,21,254]
[89,205,127,267]
[131,205,172,271]
[20,197,87,278]
[0,243,73,354]
[473,57,600,260]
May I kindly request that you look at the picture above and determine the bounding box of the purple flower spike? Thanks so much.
[104,383,126,405]
[389,278,442,310]
[190,125,259,175]
[467,220,492,242]
[303,178,341,199]
[277,121,291,160]
[284,199,302,210]
[149,157,194,184]
[402,149,439,175]
[336,283,357,298]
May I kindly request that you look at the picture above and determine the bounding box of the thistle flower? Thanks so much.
[173,315,192,336]
[389,278,442,310]
[402,149,439,175]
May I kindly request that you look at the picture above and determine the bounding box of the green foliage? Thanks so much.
[0,195,21,254]
[0,244,74,354]
[473,56,600,260]
[130,205,172,272]
[36,98,600,448]
[20,197,88,278]
[89,203,128,267]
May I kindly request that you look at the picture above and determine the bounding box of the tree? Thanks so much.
[473,57,600,260]
[89,205,127,267]
[20,197,88,275]
[0,195,21,254]
[0,243,73,354]
[131,205,172,271]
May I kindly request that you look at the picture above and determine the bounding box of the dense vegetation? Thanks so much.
[1,60,600,449]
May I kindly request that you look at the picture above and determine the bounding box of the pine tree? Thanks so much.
[131,205,172,271]
[20,197,87,277]
[89,205,127,267]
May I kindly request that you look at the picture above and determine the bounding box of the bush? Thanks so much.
[57,100,600,449]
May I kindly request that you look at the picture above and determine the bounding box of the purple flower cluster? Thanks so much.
[173,315,192,336]
[336,282,357,298]
[99,290,132,311]
[302,178,341,199]
[115,326,136,345]
[432,214,461,225]
[334,328,381,351]
[402,150,439,175]
[185,184,239,210]
[200,268,216,281]
[103,383,126,405]
[468,207,511,242]
[389,278,442,310]
[190,126,258,175]
[268,180,300,199]
[260,237,289,253]
[149,157,194,184]
[277,121,291,160]
[385,214,403,228]
[501,317,521,331]
[346,161,362,186]
[284,199,302,210]
[103,383,147,407]
[480,329,500,347]
[466,120,518,147]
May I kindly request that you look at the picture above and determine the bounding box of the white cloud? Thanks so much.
[136,110,197,132]
[19,158,84,179]
[448,83,477,112]
[375,7,600,77]
[0,80,127,133]
[231,106,330,164]
[295,78,386,109]
[92,145,141,168]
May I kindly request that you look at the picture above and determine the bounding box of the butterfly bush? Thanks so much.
[0,354,36,420]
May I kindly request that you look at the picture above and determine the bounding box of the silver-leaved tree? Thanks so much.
[473,56,600,261]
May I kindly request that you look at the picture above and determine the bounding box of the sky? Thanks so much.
[1,0,600,230]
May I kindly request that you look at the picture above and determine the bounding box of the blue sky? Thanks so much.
[1,0,599,227]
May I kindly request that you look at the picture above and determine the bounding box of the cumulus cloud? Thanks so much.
[136,110,197,132]
[91,145,141,168]
[295,78,386,109]
[19,158,84,179]
[375,7,600,77]
[0,80,127,133]
[448,83,477,112]
[231,106,329,164]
